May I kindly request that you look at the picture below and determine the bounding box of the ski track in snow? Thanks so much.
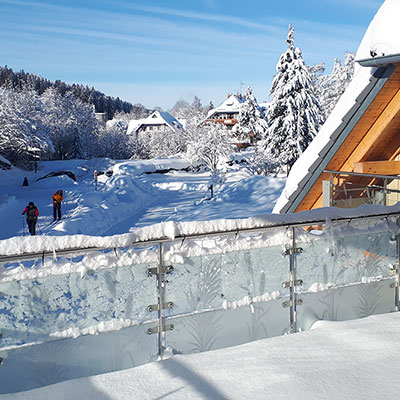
[0,158,286,240]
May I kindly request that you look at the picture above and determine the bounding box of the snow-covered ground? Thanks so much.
[1,312,399,400]
[0,156,286,240]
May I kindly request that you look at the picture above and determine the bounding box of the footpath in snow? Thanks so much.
[1,312,399,400]
[0,156,286,240]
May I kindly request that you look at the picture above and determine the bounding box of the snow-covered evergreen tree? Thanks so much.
[237,86,267,143]
[114,104,149,122]
[235,86,270,173]
[263,25,323,169]
[313,52,355,118]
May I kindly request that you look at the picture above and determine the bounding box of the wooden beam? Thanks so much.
[354,160,400,175]
[340,88,400,171]
[293,72,400,213]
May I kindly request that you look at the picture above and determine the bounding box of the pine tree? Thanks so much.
[236,86,269,173]
[263,25,322,169]
[237,86,267,143]
[313,52,355,118]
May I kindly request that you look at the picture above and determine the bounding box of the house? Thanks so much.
[204,93,245,129]
[95,112,107,125]
[274,0,400,213]
[127,110,183,135]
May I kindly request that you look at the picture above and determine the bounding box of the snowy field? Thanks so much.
[1,312,399,400]
[0,156,286,240]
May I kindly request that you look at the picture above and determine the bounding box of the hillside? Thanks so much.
[0,65,143,120]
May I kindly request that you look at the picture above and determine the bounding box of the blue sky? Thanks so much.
[0,0,383,110]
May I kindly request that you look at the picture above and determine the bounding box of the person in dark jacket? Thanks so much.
[52,189,64,221]
[22,201,39,235]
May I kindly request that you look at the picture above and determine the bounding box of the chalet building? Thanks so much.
[274,1,400,214]
[127,111,183,135]
[204,93,244,129]
[95,112,107,125]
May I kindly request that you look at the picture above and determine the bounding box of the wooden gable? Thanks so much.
[294,64,400,212]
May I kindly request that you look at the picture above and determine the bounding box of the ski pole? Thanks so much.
[22,216,26,236]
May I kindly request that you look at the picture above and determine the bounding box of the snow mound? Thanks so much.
[356,0,400,61]
[50,171,159,236]
[113,156,191,176]
[3,312,400,400]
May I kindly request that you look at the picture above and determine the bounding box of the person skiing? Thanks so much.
[52,189,64,221]
[22,177,29,186]
[22,201,39,235]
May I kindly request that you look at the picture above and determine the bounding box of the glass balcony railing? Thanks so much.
[0,211,399,393]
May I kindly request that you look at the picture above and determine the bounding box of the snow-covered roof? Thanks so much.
[0,155,11,167]
[259,101,270,110]
[0,155,11,165]
[105,119,123,129]
[127,118,146,135]
[126,111,183,135]
[206,94,245,118]
[274,0,400,214]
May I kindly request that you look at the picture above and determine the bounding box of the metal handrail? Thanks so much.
[324,169,400,180]
[1,210,400,264]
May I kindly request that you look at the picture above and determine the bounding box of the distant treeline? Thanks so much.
[0,65,134,120]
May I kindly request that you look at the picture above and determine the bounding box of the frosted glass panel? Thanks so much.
[0,261,158,348]
[166,299,289,355]
[0,215,398,394]
[0,321,158,394]
[163,230,290,354]
[296,280,396,332]
[294,219,398,292]
[294,218,398,331]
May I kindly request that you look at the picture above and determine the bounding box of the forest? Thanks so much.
[0,27,355,172]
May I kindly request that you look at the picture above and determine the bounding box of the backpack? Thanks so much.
[26,206,37,220]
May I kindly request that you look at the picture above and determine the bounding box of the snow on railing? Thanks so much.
[0,207,399,394]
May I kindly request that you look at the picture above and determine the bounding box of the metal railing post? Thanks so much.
[384,178,387,206]
[289,227,296,333]
[396,235,400,311]
[158,242,164,359]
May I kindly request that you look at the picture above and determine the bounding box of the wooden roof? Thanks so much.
[286,61,400,213]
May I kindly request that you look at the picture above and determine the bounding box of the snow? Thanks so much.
[2,5,400,396]
[0,156,287,256]
[126,118,145,135]
[2,152,399,287]
[0,155,11,167]
[273,0,400,213]
[112,156,191,176]
[206,94,244,118]
[2,312,399,400]
[126,110,183,134]
[356,0,400,59]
